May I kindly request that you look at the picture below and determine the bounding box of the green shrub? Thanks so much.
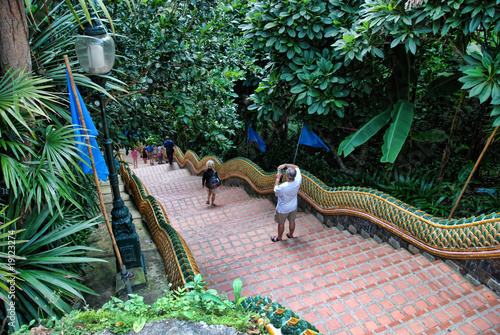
[15,275,269,335]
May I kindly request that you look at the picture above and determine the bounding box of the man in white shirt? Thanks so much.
[271,163,302,242]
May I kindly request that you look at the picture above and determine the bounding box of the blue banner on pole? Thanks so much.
[299,125,330,151]
[67,70,109,181]
[247,126,266,153]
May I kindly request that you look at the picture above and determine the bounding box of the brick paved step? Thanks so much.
[163,184,262,206]
[193,230,400,292]
[203,237,419,298]
[199,225,491,334]
[174,209,276,245]
[237,254,476,334]
[297,254,500,335]
[254,240,473,316]
[193,227,392,281]
[146,185,264,219]
[308,260,476,333]
[378,285,500,335]
[141,176,198,194]
[161,194,273,222]
[202,225,404,276]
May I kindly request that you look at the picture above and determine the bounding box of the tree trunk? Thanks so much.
[0,0,31,76]
[0,0,31,226]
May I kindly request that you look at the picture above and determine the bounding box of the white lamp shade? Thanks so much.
[75,34,115,75]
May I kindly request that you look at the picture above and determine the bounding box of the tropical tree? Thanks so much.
[241,0,500,171]
[102,0,253,156]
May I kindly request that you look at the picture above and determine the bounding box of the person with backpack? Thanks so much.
[145,144,154,165]
[163,136,175,165]
[202,160,221,207]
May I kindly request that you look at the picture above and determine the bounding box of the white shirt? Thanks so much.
[274,168,302,214]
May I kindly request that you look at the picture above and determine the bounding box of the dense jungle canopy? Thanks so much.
[1,0,500,331]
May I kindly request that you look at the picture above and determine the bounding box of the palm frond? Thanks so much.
[0,137,34,161]
[40,125,86,184]
[0,69,57,137]
[0,205,105,330]
[0,155,29,197]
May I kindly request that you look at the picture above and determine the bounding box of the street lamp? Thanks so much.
[75,11,146,291]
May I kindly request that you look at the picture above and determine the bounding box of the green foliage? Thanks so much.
[1,205,105,332]
[233,278,246,312]
[107,0,250,153]
[0,2,121,332]
[242,0,500,169]
[183,274,230,315]
[0,69,56,137]
[459,48,500,126]
[16,277,267,335]
[242,0,354,120]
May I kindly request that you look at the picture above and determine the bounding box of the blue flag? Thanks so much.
[299,125,330,151]
[247,126,266,153]
[67,70,109,181]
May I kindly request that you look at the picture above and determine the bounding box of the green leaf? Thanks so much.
[372,47,384,58]
[201,293,226,306]
[406,38,417,54]
[338,109,391,157]
[426,73,462,98]
[477,83,492,103]
[493,116,500,127]
[390,35,405,48]
[491,106,500,117]
[233,278,242,301]
[412,129,448,142]
[491,84,500,104]
[133,316,147,333]
[381,100,414,163]
[290,85,306,94]
[469,81,488,99]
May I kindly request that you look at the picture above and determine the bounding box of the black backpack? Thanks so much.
[209,171,221,189]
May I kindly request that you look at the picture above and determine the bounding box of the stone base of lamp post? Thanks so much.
[111,197,147,274]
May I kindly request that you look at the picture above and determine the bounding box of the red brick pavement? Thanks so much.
[124,156,500,335]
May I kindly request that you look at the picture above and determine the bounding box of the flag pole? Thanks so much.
[293,123,304,164]
[64,55,132,295]
[246,125,249,158]
[448,125,499,219]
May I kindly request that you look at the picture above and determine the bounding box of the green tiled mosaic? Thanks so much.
[241,296,322,335]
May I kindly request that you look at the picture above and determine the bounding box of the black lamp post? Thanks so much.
[75,13,146,281]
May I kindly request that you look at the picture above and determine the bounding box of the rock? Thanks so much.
[97,319,247,335]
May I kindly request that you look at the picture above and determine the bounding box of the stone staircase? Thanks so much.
[122,153,500,334]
